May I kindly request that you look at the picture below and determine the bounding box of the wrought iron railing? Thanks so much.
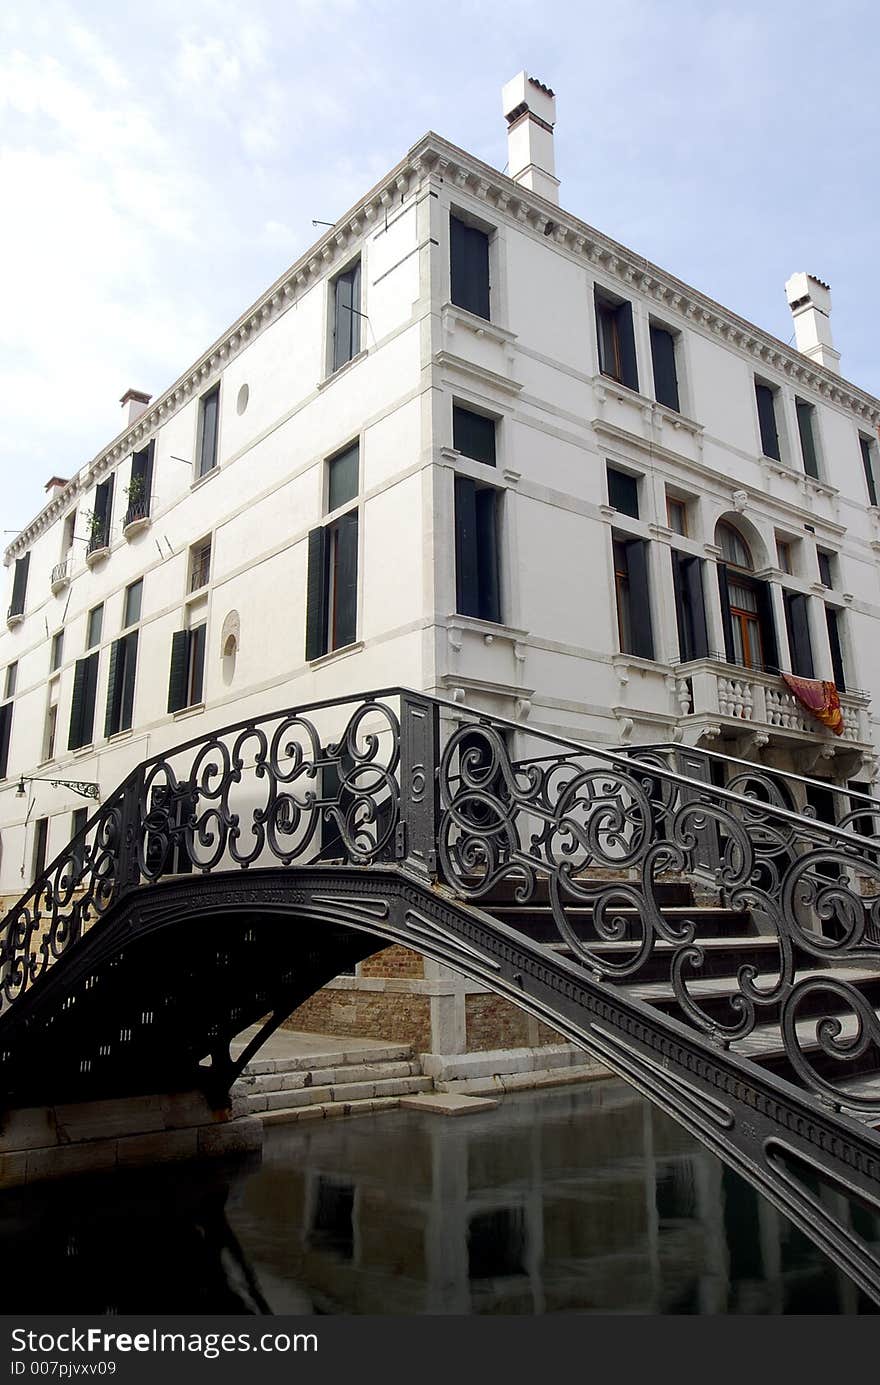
[86,521,109,556]
[2,687,880,1117]
[123,496,150,529]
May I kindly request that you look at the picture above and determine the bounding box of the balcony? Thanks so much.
[122,496,150,539]
[85,522,110,568]
[50,558,71,595]
[6,603,23,630]
[674,656,872,767]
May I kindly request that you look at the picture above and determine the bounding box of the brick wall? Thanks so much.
[359,945,424,979]
[284,988,432,1051]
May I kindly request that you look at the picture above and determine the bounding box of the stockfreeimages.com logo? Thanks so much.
[11,1328,317,1363]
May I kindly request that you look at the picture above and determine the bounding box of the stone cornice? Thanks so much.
[8,130,880,561]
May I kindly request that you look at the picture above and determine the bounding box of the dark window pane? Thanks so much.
[861,437,878,507]
[32,818,49,884]
[796,399,819,478]
[817,551,833,587]
[328,444,359,511]
[455,478,500,622]
[87,605,103,649]
[651,325,680,412]
[784,592,815,679]
[755,382,780,460]
[607,467,639,518]
[188,625,206,705]
[124,579,143,628]
[4,663,17,699]
[0,703,12,777]
[450,216,490,320]
[826,606,846,690]
[453,407,496,466]
[51,632,63,672]
[475,489,500,623]
[199,386,219,477]
[332,262,361,371]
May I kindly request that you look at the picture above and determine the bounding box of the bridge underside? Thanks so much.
[2,862,880,1302]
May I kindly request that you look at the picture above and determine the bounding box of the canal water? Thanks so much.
[0,1079,875,1314]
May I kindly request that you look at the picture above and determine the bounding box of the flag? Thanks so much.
[781,674,844,735]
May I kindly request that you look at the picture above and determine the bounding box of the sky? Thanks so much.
[1,0,878,539]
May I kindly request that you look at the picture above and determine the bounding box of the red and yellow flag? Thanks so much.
[781,674,844,736]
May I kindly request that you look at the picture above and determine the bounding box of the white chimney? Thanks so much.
[43,476,69,502]
[502,71,559,206]
[785,273,841,375]
[120,388,152,427]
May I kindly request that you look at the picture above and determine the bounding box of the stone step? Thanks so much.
[242,1042,414,1077]
[434,1062,607,1098]
[261,1095,402,1127]
[243,1073,433,1114]
[238,1059,421,1095]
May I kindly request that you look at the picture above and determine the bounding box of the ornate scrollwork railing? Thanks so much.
[436,710,880,1113]
[0,691,403,1015]
[3,687,880,1116]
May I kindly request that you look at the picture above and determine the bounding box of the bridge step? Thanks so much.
[238,1073,433,1115]
[239,1059,422,1095]
[261,1095,403,1127]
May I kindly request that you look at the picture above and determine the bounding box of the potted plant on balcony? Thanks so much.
[123,474,148,531]
[84,508,107,560]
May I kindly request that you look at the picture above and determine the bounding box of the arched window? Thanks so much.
[715,520,778,672]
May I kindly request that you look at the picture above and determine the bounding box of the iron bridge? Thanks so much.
[2,688,880,1301]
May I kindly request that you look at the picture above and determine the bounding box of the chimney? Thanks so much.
[44,476,69,502]
[785,273,841,375]
[502,71,559,206]
[120,388,152,427]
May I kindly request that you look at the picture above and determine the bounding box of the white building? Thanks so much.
[3,73,880,1056]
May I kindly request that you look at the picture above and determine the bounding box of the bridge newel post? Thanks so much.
[114,766,145,898]
[397,693,440,881]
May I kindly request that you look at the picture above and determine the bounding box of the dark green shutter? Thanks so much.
[717,564,735,663]
[334,512,358,649]
[104,638,122,737]
[121,631,138,729]
[199,387,219,476]
[860,437,878,506]
[454,477,479,617]
[10,553,29,616]
[81,653,98,745]
[333,265,360,371]
[475,489,500,622]
[607,467,639,518]
[167,630,189,712]
[672,552,707,662]
[616,302,638,391]
[0,702,11,777]
[796,400,819,478]
[755,383,780,460]
[784,593,814,679]
[651,325,680,411]
[305,527,328,660]
[626,540,654,659]
[453,407,496,466]
[450,216,489,320]
[754,581,780,673]
[826,607,846,690]
[68,658,87,750]
[189,626,205,705]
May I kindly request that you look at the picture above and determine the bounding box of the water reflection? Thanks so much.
[0,1079,874,1314]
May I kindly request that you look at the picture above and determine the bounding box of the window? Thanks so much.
[331,260,362,372]
[860,435,878,507]
[167,625,206,712]
[450,215,490,320]
[453,406,496,467]
[42,698,58,763]
[124,579,143,628]
[817,550,835,588]
[51,632,63,673]
[4,663,17,699]
[607,466,639,519]
[784,592,815,679]
[31,818,49,885]
[671,552,708,662]
[68,653,99,750]
[795,398,819,479]
[454,477,501,623]
[87,604,103,650]
[8,553,29,620]
[613,536,654,658]
[0,701,12,778]
[777,538,793,574]
[62,511,76,554]
[125,442,154,525]
[716,522,779,673]
[826,607,846,690]
[190,539,212,593]
[595,290,638,391]
[650,324,680,412]
[666,496,688,536]
[306,445,360,659]
[88,477,114,554]
[197,385,220,478]
[755,381,781,461]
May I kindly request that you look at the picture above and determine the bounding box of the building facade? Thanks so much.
[3,74,880,1058]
